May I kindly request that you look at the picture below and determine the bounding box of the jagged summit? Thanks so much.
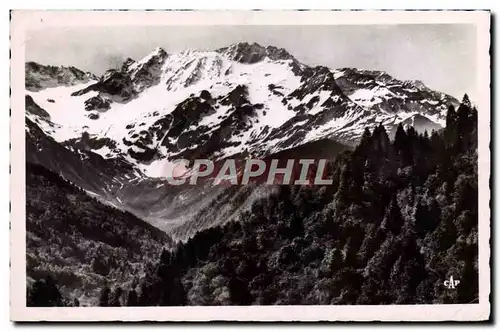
[121,58,136,72]
[118,47,168,73]
[152,46,167,54]
[406,79,428,90]
[336,68,434,94]
[127,47,167,71]
[216,41,296,64]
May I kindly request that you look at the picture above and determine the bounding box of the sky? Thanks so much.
[25,24,477,101]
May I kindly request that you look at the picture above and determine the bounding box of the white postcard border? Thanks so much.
[10,10,491,322]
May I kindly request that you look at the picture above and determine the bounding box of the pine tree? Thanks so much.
[445,105,458,147]
[392,232,426,303]
[333,162,352,210]
[109,287,123,307]
[372,123,390,157]
[27,276,64,307]
[394,123,407,154]
[462,93,471,108]
[157,248,173,279]
[458,259,478,303]
[394,123,409,166]
[446,105,457,127]
[99,287,111,307]
[160,278,186,306]
[413,197,441,237]
[357,127,372,156]
[456,94,477,151]
[91,256,109,276]
[381,197,404,235]
[127,289,138,306]
[229,276,253,305]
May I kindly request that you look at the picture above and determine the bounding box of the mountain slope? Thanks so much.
[26,162,171,306]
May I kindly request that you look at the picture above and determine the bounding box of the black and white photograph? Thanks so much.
[9,10,490,321]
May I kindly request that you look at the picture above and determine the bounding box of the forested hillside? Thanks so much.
[127,95,478,306]
[25,163,171,306]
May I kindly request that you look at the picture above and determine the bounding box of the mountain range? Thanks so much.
[25,42,459,236]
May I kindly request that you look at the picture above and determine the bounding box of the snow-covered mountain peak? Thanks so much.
[161,50,228,90]
[405,79,428,90]
[126,48,168,93]
[121,58,136,72]
[216,42,297,64]
[127,47,168,73]
[152,46,167,55]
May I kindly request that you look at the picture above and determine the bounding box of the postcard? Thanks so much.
[10,10,491,321]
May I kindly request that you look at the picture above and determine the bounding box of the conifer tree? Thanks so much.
[462,93,471,108]
[445,105,457,146]
[27,276,64,307]
[127,289,138,306]
[99,287,111,307]
[357,127,372,156]
[109,287,123,307]
[394,123,407,154]
[381,197,404,235]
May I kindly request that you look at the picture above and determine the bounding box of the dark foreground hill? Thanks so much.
[26,163,171,306]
